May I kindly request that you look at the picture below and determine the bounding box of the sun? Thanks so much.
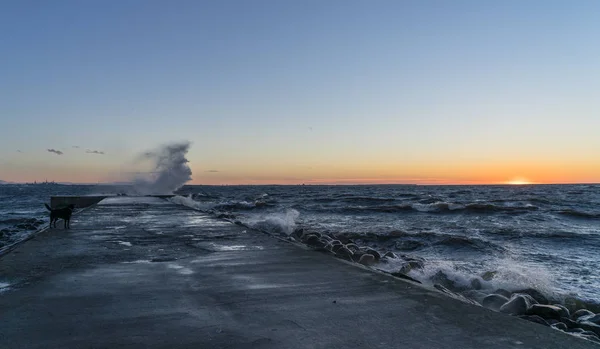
[506,177,532,185]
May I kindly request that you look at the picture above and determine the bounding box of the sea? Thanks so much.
[1,183,599,305]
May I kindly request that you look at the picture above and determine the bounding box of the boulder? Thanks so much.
[345,243,359,252]
[470,278,482,290]
[551,322,568,331]
[460,290,488,304]
[335,247,354,260]
[560,317,580,329]
[383,251,398,259]
[494,288,512,299]
[430,271,465,292]
[563,296,600,313]
[304,235,325,248]
[360,248,381,260]
[482,294,509,311]
[512,288,548,304]
[433,284,480,306]
[518,315,549,326]
[572,309,595,321]
[481,271,497,281]
[358,254,376,266]
[398,260,424,274]
[579,334,600,343]
[551,304,570,319]
[330,244,343,253]
[578,314,600,325]
[579,322,600,337]
[526,304,563,320]
[500,294,535,315]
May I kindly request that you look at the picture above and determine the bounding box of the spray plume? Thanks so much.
[132,141,192,195]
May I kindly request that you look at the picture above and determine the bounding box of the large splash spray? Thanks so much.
[132,141,192,195]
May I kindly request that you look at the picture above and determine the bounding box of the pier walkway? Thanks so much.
[0,197,596,348]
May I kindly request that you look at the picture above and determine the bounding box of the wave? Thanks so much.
[340,197,396,204]
[0,217,45,232]
[340,201,538,214]
[557,209,600,219]
[244,209,300,236]
[169,195,299,236]
[168,195,272,213]
[337,230,505,253]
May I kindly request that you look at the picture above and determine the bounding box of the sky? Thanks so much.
[1,0,599,185]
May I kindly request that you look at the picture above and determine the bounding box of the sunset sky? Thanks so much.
[1,1,599,185]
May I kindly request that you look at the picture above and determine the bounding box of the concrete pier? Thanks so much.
[0,197,597,348]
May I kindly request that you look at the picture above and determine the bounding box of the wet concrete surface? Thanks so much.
[0,197,597,348]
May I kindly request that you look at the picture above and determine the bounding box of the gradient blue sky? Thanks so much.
[1,0,599,184]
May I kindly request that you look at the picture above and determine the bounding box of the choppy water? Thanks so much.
[2,183,599,304]
[173,184,600,303]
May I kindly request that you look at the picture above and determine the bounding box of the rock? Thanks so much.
[560,317,580,329]
[526,304,563,320]
[304,234,322,247]
[551,304,570,319]
[470,278,482,290]
[482,294,509,311]
[578,314,600,325]
[518,315,549,326]
[566,328,585,333]
[563,297,587,314]
[320,234,333,242]
[351,250,365,261]
[460,290,488,304]
[390,272,422,284]
[291,228,304,239]
[572,309,595,321]
[481,271,497,281]
[358,254,376,266]
[579,334,600,343]
[433,284,480,306]
[360,248,381,260]
[398,260,424,274]
[330,244,343,253]
[514,293,539,306]
[494,288,512,298]
[383,251,397,259]
[430,271,466,292]
[500,294,535,315]
[345,243,359,252]
[336,247,354,260]
[512,288,548,305]
[579,322,600,337]
[551,322,568,331]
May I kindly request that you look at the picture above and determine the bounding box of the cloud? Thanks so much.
[205,170,219,173]
[86,149,105,155]
[47,149,64,155]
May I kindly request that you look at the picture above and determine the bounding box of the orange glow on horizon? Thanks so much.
[505,177,533,185]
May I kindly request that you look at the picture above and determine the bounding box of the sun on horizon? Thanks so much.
[506,177,533,185]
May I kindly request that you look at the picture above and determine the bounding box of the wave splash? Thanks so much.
[132,142,192,195]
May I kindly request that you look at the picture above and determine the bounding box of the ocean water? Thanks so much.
[2,183,599,305]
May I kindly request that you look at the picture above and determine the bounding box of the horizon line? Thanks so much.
[2,181,599,186]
